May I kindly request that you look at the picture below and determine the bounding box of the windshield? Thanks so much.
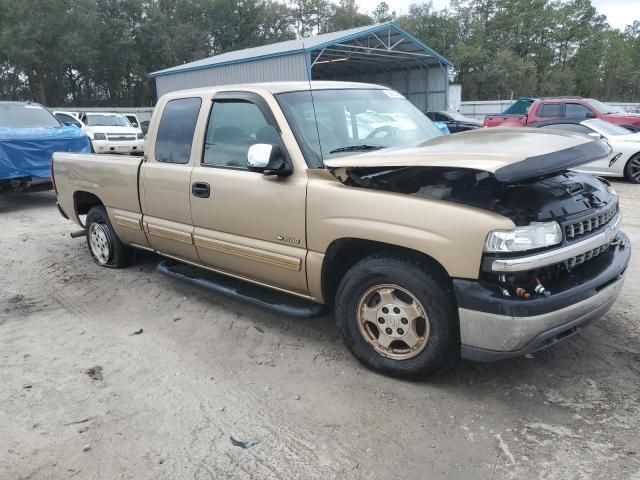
[85,114,130,127]
[0,103,61,128]
[587,99,622,115]
[276,89,442,166]
[584,119,632,136]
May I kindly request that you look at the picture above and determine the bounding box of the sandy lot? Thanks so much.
[1,183,639,480]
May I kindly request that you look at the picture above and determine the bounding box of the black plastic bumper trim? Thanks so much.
[454,232,630,317]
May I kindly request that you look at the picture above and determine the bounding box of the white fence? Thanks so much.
[459,100,640,120]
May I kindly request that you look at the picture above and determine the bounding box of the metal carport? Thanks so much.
[150,22,453,111]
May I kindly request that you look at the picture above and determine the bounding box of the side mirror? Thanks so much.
[247,144,292,176]
[586,112,597,119]
[588,132,603,139]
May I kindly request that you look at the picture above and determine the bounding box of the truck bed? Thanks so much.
[52,152,143,225]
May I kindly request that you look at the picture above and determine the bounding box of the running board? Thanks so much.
[156,259,328,319]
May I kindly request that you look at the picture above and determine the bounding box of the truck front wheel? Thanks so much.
[335,256,458,378]
[86,206,132,268]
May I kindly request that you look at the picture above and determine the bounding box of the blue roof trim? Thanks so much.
[150,21,452,78]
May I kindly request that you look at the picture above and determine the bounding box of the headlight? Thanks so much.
[485,222,562,253]
[137,133,144,140]
[93,133,106,141]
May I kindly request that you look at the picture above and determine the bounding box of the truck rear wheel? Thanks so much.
[335,255,458,378]
[86,206,132,268]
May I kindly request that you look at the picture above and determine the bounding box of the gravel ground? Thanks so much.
[1,182,639,480]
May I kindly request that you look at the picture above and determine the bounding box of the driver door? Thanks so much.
[189,92,308,295]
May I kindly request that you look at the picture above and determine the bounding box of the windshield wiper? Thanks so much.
[329,144,384,154]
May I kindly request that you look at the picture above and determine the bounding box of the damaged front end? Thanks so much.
[329,164,630,360]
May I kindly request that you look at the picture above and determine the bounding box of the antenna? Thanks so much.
[303,40,325,162]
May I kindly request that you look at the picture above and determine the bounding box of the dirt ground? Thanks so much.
[1,182,639,480]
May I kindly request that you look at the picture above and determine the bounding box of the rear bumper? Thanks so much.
[455,232,630,362]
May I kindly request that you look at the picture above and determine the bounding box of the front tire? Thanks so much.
[625,154,640,184]
[86,206,132,268]
[335,255,459,378]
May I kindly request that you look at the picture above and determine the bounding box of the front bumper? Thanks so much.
[92,139,144,154]
[455,232,630,362]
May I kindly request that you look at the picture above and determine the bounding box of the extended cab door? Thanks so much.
[189,92,308,295]
[140,97,202,261]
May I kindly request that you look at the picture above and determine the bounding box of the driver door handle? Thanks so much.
[192,182,210,198]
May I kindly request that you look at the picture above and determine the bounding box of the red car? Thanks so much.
[484,97,640,131]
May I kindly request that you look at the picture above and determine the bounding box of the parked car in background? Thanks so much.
[0,102,90,191]
[501,96,538,115]
[528,118,640,183]
[426,111,482,133]
[140,120,150,136]
[52,82,629,377]
[433,121,451,135]
[123,113,143,134]
[53,111,83,128]
[79,112,144,155]
[484,97,640,131]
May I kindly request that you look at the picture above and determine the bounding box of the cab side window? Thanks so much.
[203,100,279,169]
[538,103,562,118]
[155,97,202,164]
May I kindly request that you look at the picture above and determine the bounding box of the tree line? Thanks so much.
[0,0,638,107]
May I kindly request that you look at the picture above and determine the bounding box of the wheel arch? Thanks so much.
[624,151,640,183]
[73,191,105,225]
[320,237,453,306]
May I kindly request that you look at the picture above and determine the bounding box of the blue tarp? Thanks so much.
[0,126,91,181]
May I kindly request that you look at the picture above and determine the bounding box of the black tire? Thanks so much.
[624,153,640,184]
[335,255,459,378]
[85,206,132,268]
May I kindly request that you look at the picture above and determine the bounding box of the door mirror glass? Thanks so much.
[247,144,292,176]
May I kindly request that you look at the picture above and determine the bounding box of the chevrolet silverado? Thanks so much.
[52,82,630,377]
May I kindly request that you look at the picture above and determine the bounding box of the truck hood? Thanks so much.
[603,113,640,125]
[324,128,612,183]
[84,125,139,134]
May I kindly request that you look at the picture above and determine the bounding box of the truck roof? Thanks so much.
[161,81,388,99]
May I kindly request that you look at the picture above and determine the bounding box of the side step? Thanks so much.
[157,259,328,319]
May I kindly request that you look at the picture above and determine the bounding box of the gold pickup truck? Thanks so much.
[52,82,630,377]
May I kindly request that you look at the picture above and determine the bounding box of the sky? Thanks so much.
[356,0,640,30]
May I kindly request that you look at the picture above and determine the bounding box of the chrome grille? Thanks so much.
[106,133,136,141]
[565,242,613,270]
[565,205,618,241]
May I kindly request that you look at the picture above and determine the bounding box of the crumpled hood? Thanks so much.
[324,127,612,183]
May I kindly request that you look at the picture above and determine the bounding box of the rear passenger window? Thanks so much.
[538,103,562,118]
[202,100,278,169]
[155,98,202,164]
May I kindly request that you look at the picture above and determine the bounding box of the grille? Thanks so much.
[106,133,136,141]
[565,205,617,241]
[565,242,613,270]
